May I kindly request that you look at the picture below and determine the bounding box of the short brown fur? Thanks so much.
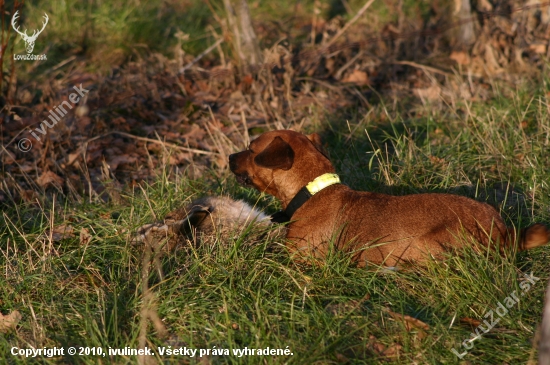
[229,130,550,266]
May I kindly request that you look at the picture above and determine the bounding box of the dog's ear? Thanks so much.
[307,133,330,160]
[307,133,323,148]
[254,136,294,170]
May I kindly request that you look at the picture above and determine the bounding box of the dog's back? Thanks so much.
[286,186,550,265]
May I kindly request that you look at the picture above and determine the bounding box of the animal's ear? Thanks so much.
[179,209,210,237]
[254,136,294,170]
[307,133,330,160]
[307,133,322,148]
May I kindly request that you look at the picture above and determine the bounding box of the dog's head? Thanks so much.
[229,130,335,204]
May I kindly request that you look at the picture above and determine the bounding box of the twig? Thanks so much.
[393,60,453,77]
[334,50,363,79]
[295,77,345,95]
[325,0,376,48]
[179,38,224,74]
[82,131,219,156]
[45,55,77,74]
[0,127,28,156]
[137,236,168,364]
[540,279,550,365]
[341,0,353,15]
[137,238,151,365]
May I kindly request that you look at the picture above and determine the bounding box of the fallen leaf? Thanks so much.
[459,316,510,333]
[102,210,120,221]
[368,335,387,354]
[429,155,445,165]
[37,171,64,188]
[161,132,179,141]
[367,335,403,358]
[325,294,370,316]
[385,309,430,339]
[2,116,37,132]
[0,310,21,333]
[342,69,369,85]
[108,155,138,171]
[477,0,492,11]
[69,152,81,165]
[529,43,547,54]
[335,353,349,362]
[80,228,91,246]
[483,44,504,75]
[414,85,441,102]
[520,120,528,129]
[18,90,33,104]
[2,150,16,165]
[75,116,92,129]
[182,124,206,143]
[48,224,75,241]
[460,317,481,328]
[230,90,244,100]
[242,75,254,85]
[19,163,35,173]
[169,152,191,165]
[515,153,525,162]
[383,343,403,357]
[325,58,336,74]
[450,51,470,65]
[21,190,39,202]
[111,117,130,131]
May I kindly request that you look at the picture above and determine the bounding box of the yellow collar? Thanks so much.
[305,173,341,195]
[271,173,342,223]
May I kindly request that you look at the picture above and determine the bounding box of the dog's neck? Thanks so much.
[271,173,341,223]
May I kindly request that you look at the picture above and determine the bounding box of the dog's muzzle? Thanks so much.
[228,153,238,172]
[229,153,253,186]
[235,174,253,186]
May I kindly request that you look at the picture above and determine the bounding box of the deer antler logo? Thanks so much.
[11,10,49,54]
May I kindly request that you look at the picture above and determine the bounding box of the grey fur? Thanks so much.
[134,196,280,250]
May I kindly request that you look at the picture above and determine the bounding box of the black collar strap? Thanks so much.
[270,173,341,223]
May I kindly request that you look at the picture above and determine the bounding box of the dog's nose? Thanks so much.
[228,153,236,170]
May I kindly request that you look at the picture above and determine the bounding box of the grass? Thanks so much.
[1,76,549,364]
[8,0,434,79]
[2,0,550,363]
[10,0,213,76]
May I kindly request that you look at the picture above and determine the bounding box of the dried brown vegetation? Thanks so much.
[1,1,549,206]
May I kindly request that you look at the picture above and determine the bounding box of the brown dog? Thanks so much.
[229,130,550,266]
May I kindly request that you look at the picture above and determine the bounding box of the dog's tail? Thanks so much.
[512,223,550,251]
